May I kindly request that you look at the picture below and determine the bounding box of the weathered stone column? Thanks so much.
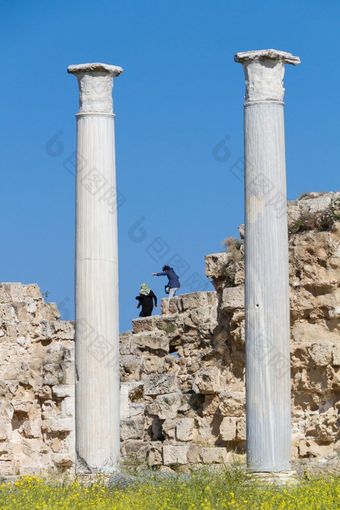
[234,50,300,473]
[68,62,123,473]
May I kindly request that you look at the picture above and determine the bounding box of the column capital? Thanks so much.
[68,62,123,114]
[234,49,300,105]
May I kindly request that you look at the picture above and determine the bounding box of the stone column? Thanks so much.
[67,62,123,473]
[234,50,300,473]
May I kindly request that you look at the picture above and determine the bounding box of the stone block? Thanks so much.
[52,453,74,468]
[36,385,52,400]
[121,439,145,458]
[129,403,145,418]
[36,320,55,340]
[120,416,145,441]
[163,444,188,465]
[201,446,228,464]
[60,397,74,417]
[51,437,61,453]
[132,317,155,334]
[22,419,42,439]
[194,416,215,444]
[187,445,227,464]
[309,343,333,367]
[52,321,75,340]
[19,439,42,459]
[176,418,194,441]
[293,320,338,344]
[298,439,334,458]
[220,417,237,441]
[161,297,181,315]
[48,417,73,433]
[120,355,141,381]
[23,284,43,301]
[187,444,203,464]
[52,385,73,398]
[205,252,230,280]
[154,317,179,336]
[181,292,207,311]
[133,333,169,354]
[43,363,63,386]
[121,440,162,467]
[146,393,182,419]
[299,192,333,215]
[3,283,25,302]
[306,408,338,440]
[143,373,178,396]
[189,307,215,327]
[26,299,37,315]
[13,303,30,322]
[12,400,31,413]
[0,304,17,322]
[141,355,165,374]
[162,419,176,440]
[128,382,144,402]
[37,303,60,321]
[221,286,244,311]
[193,367,221,394]
[146,442,163,466]
[219,391,245,417]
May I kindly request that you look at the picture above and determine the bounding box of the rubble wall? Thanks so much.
[120,192,340,470]
[0,192,339,476]
[0,284,75,476]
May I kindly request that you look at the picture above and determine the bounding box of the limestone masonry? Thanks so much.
[0,192,339,476]
[0,285,75,475]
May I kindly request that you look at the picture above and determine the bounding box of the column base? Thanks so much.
[76,474,112,486]
[76,472,135,489]
[251,470,298,485]
[76,455,120,476]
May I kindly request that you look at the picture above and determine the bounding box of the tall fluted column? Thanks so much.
[68,62,123,473]
[235,50,300,473]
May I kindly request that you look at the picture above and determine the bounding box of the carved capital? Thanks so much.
[234,49,300,105]
[68,63,123,114]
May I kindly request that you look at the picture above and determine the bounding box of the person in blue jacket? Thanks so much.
[152,265,180,298]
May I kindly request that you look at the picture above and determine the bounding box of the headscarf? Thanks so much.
[140,283,151,296]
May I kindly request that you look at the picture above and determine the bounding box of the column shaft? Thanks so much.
[76,113,120,471]
[245,103,290,471]
[235,50,300,473]
[68,63,123,473]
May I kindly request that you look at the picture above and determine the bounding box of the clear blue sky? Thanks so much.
[0,0,338,331]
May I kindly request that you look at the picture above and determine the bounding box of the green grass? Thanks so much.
[0,469,339,509]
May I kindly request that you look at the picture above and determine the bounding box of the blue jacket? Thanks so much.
[155,267,180,288]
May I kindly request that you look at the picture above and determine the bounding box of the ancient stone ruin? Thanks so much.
[0,192,338,476]
[67,51,300,477]
[0,284,75,475]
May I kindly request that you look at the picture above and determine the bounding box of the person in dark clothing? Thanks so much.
[136,283,157,317]
[152,265,180,298]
